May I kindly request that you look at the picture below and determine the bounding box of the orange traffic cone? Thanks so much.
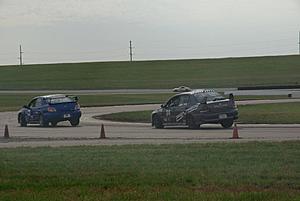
[4,124,9,139]
[232,123,239,139]
[100,124,106,139]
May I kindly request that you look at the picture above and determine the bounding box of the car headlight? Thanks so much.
[75,103,80,110]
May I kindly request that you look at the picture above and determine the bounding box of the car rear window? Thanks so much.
[194,92,225,102]
[47,97,74,104]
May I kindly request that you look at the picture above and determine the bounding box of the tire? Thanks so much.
[20,114,27,127]
[70,118,80,127]
[187,115,199,129]
[221,119,234,128]
[50,121,57,127]
[153,116,164,129]
[39,115,48,127]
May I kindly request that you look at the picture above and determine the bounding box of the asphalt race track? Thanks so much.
[1,100,300,148]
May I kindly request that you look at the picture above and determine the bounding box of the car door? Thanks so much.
[169,96,183,123]
[175,95,190,123]
[165,95,190,124]
[162,96,180,123]
[28,98,41,123]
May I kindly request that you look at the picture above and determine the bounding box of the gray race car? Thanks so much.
[151,89,238,129]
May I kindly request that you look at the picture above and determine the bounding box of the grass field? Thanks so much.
[97,102,300,124]
[0,55,299,89]
[0,93,174,112]
[0,93,290,112]
[1,142,300,201]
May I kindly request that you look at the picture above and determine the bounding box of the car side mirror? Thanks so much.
[161,104,166,108]
[23,105,30,109]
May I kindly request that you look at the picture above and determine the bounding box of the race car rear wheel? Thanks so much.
[221,119,234,128]
[39,115,49,127]
[51,121,57,127]
[187,115,199,129]
[70,118,80,127]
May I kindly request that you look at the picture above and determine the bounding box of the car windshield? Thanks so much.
[194,91,225,102]
[46,97,74,104]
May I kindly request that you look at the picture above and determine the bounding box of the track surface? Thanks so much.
[1,100,300,148]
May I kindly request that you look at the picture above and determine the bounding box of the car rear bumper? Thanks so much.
[195,109,238,124]
[43,110,82,123]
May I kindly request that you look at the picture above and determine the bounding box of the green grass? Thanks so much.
[234,95,289,101]
[0,93,290,112]
[238,102,300,124]
[0,93,174,112]
[79,93,173,107]
[97,102,300,124]
[1,142,300,200]
[0,55,299,89]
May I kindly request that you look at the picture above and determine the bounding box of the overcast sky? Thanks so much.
[0,0,299,65]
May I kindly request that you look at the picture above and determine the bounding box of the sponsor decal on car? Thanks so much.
[175,104,198,122]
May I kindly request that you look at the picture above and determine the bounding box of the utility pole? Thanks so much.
[19,45,23,66]
[298,31,300,55]
[129,40,133,62]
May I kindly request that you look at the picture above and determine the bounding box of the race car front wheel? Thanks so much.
[221,119,234,128]
[153,116,164,129]
[19,114,27,127]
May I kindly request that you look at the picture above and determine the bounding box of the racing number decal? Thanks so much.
[166,109,171,117]
[164,109,171,122]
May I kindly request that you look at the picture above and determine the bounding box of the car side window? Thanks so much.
[41,98,48,106]
[28,99,37,108]
[167,96,180,108]
[35,98,43,107]
[189,95,198,106]
[179,95,189,107]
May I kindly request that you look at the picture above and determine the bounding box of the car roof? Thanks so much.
[34,94,68,99]
[179,89,216,95]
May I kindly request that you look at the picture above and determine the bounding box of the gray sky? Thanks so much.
[0,0,299,65]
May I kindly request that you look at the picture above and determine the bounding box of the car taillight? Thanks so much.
[229,93,236,108]
[75,103,80,110]
[229,99,236,108]
[48,107,56,112]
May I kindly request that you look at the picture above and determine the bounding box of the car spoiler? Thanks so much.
[66,95,79,102]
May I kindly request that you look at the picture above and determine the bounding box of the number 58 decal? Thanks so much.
[166,109,171,117]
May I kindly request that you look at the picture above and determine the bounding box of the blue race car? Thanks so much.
[18,94,82,127]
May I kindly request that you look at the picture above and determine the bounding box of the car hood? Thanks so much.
[152,107,163,114]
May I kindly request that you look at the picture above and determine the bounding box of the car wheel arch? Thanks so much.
[152,114,164,129]
[186,114,199,129]
[18,113,21,122]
